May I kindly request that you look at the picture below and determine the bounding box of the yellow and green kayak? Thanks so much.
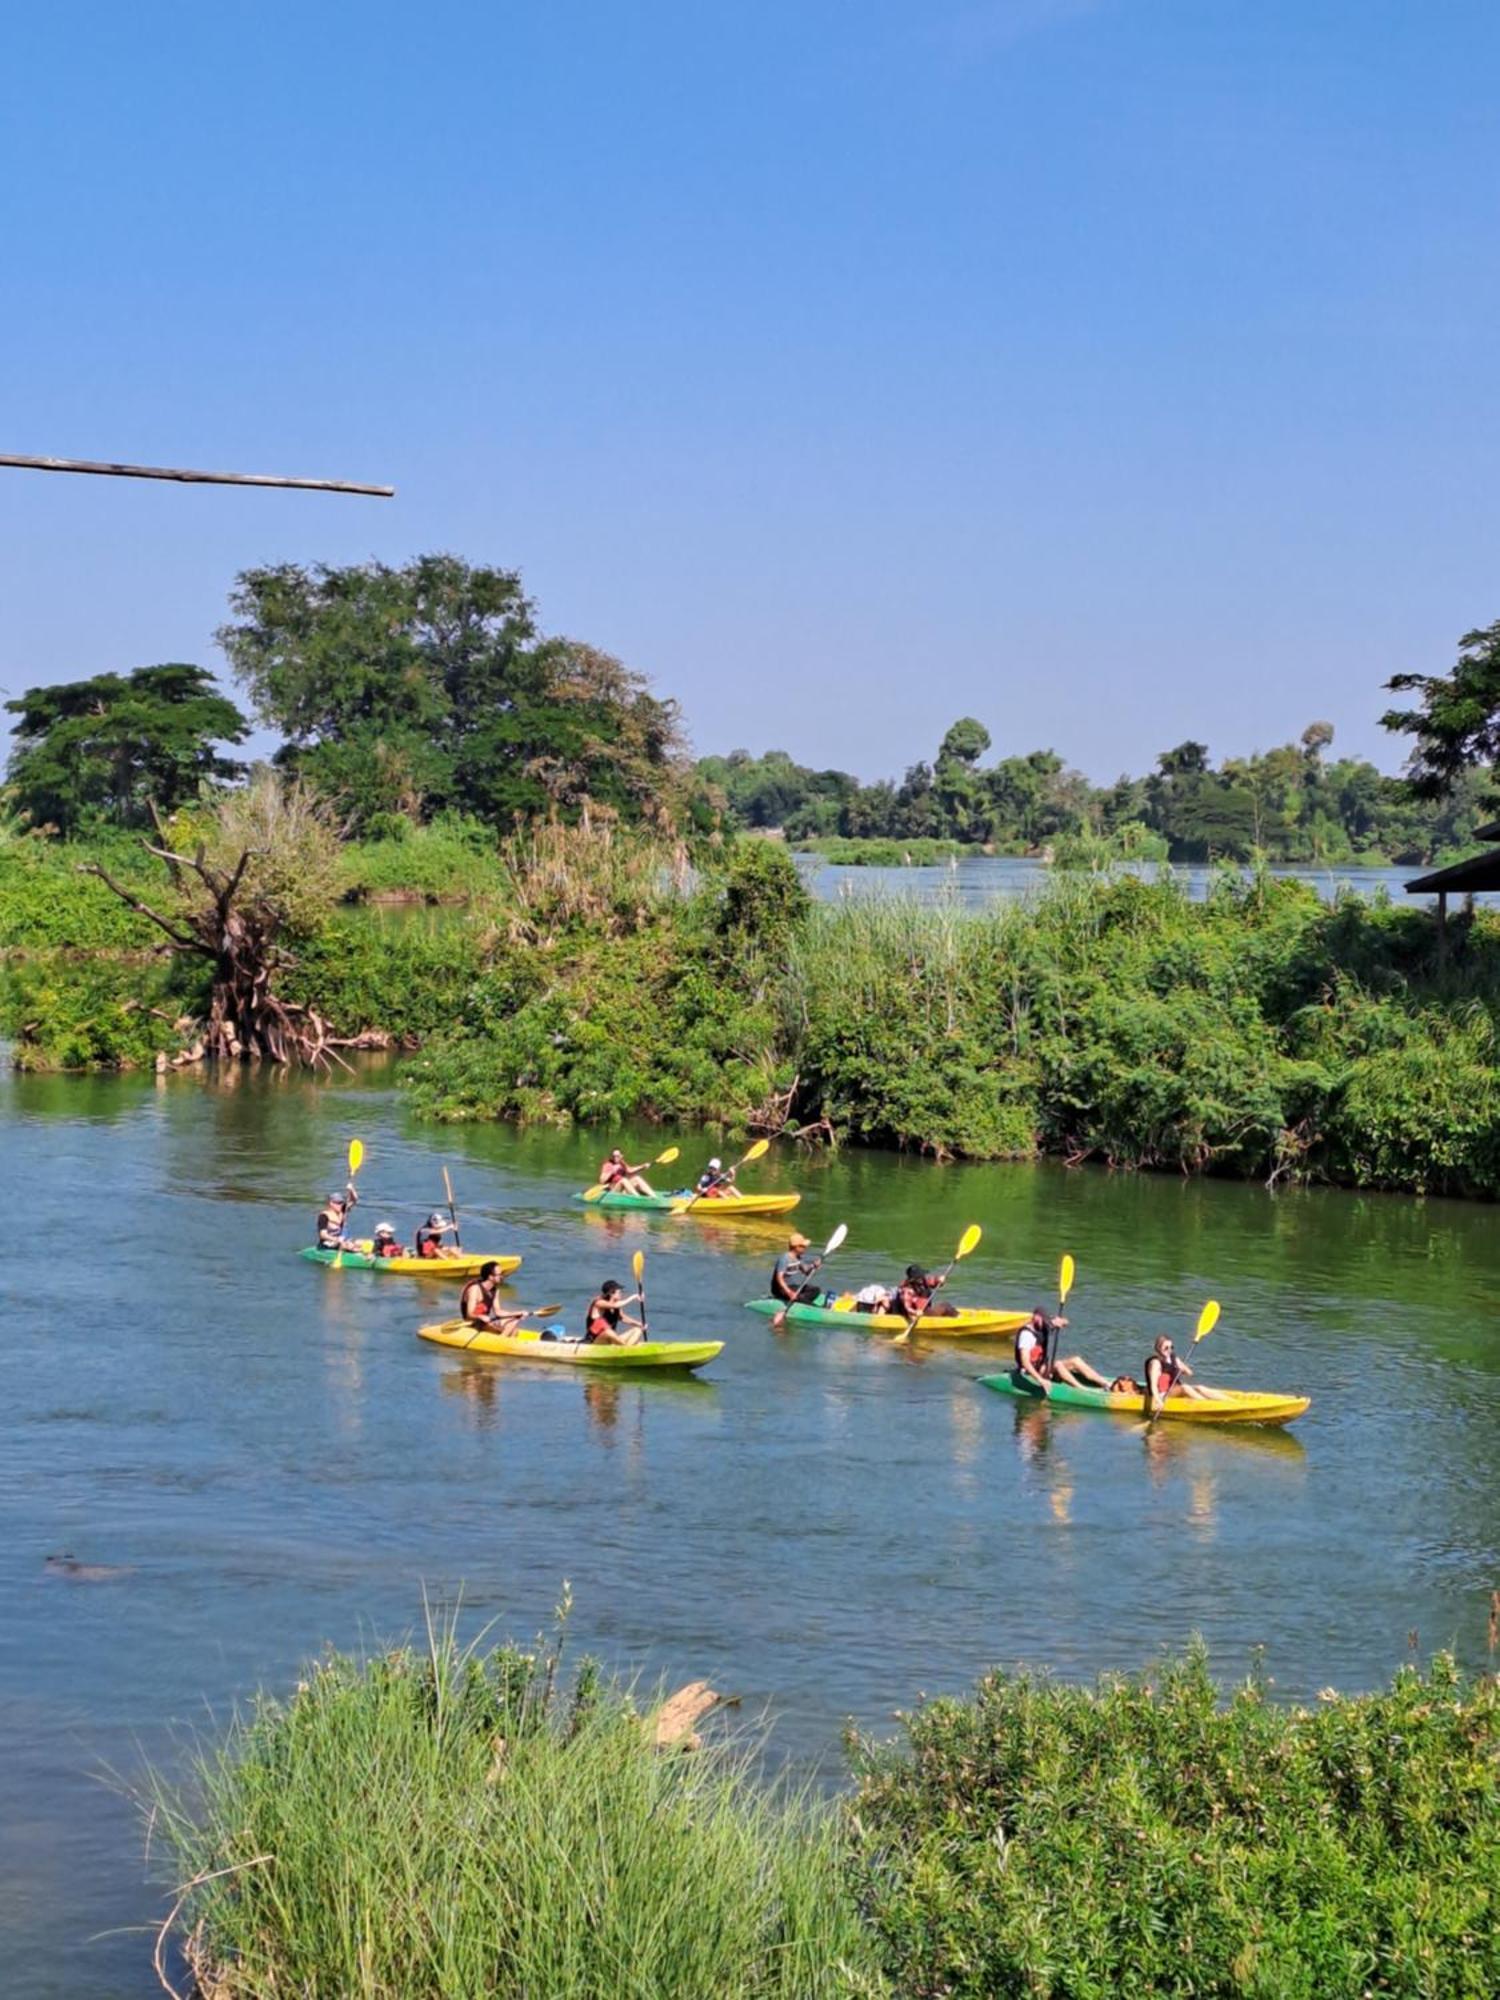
[980,1369,1309,1426]
[417,1320,722,1369]
[301,1246,522,1279]
[744,1297,1028,1338]
[574,1189,801,1217]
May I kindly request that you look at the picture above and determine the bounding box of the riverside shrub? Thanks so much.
[846,1646,1500,1999]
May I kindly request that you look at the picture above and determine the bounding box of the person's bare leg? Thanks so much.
[1054,1355,1112,1390]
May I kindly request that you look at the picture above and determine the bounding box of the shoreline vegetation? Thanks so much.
[7,826,1500,1198]
[154,1618,1500,1999]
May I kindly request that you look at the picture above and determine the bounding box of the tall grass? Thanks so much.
[151,1614,884,2000]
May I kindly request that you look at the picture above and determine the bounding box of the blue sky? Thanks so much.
[2,0,1496,780]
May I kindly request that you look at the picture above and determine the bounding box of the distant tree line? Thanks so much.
[698,716,1493,866]
[4,566,1499,868]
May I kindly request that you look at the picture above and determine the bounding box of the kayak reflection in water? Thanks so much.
[585,1280,645,1346]
[460,1263,526,1335]
[1013,1309,1112,1398]
[1145,1334,1214,1416]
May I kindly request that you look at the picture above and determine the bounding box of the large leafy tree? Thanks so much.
[4,664,247,835]
[1381,620,1500,799]
[218,555,682,829]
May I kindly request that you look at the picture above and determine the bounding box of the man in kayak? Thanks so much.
[415,1212,462,1259]
[599,1149,655,1197]
[372,1222,408,1258]
[694,1157,736,1199]
[316,1186,359,1250]
[585,1280,645,1346]
[771,1233,824,1307]
[1013,1308,1113,1396]
[893,1264,959,1319]
[1145,1334,1213,1415]
[460,1263,527,1334]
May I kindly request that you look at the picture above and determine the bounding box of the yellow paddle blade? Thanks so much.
[656,1146,680,1166]
[956,1223,982,1260]
[1195,1299,1221,1343]
[742,1138,770,1165]
[347,1139,364,1178]
[632,1249,645,1284]
[581,1183,605,1202]
[1059,1253,1075,1304]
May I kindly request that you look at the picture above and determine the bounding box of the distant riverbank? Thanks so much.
[5,829,1500,1198]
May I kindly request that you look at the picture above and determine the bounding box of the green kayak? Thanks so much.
[980,1369,1310,1426]
[574,1190,802,1217]
[744,1297,1028,1338]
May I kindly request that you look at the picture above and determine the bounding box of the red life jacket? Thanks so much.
[462,1282,495,1324]
[375,1239,402,1258]
[1151,1351,1183,1390]
[602,1160,626,1185]
[1015,1325,1047,1373]
[587,1303,622,1342]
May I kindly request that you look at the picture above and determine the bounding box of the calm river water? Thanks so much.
[4,1065,1499,1997]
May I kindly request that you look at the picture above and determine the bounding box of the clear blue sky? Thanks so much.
[2,0,1496,780]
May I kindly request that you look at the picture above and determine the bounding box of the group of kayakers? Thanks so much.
[458,1263,647,1347]
[767,1233,1207,1416]
[315,1187,464,1259]
[597,1150,741,1200]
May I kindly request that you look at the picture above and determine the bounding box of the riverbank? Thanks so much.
[6,831,1500,1197]
[158,1623,1498,1999]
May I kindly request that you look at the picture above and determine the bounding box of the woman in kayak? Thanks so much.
[599,1149,655,1197]
[771,1233,823,1306]
[893,1264,959,1319]
[1145,1334,1213,1415]
[585,1280,645,1346]
[415,1212,462,1259]
[1013,1309,1112,1396]
[460,1263,526,1334]
[694,1157,736,1198]
[316,1186,359,1250]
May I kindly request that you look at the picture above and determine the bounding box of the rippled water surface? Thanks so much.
[3,1065,1498,1996]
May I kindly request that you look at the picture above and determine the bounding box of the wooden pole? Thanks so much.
[0,452,392,498]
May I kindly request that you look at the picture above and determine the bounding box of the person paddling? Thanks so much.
[585,1280,645,1346]
[1145,1333,1213,1415]
[694,1156,735,1199]
[771,1233,823,1306]
[459,1262,525,1334]
[316,1185,359,1250]
[892,1263,959,1320]
[599,1148,656,1198]
[1013,1308,1112,1396]
[415,1211,462,1259]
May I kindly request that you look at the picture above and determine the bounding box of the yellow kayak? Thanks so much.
[418,1321,722,1369]
[575,1189,802,1217]
[980,1371,1309,1426]
[301,1247,522,1279]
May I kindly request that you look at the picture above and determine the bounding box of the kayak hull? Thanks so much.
[301,1248,522,1279]
[980,1369,1309,1426]
[744,1297,1029,1338]
[575,1190,801,1217]
[418,1321,722,1369]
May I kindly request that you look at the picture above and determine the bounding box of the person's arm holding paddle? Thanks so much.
[892,1225,981,1346]
[769,1224,848,1330]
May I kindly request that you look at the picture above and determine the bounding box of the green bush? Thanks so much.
[153,1623,884,2000]
[847,1646,1500,1999]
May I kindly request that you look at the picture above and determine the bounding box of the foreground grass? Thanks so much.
[152,1622,883,2000]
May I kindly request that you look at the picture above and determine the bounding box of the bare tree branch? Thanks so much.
[78,862,203,953]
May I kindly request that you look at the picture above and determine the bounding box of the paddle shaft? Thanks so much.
[443,1167,462,1251]
[893,1253,961,1346]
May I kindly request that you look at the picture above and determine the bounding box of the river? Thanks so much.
[3,1064,1498,1997]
